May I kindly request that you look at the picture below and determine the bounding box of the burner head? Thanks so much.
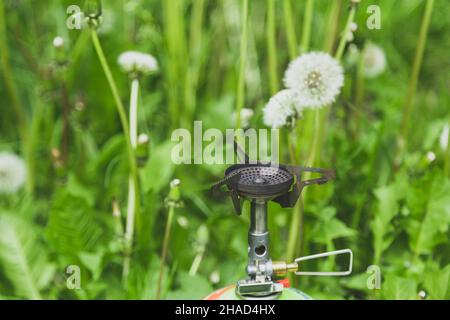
[212,161,335,215]
[224,164,294,198]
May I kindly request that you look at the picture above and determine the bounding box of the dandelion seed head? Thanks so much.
[232,108,254,128]
[363,43,386,78]
[138,133,150,145]
[170,179,181,188]
[283,52,344,109]
[209,271,221,284]
[0,152,27,194]
[418,290,426,299]
[118,51,158,76]
[177,216,189,228]
[426,151,436,163]
[263,90,302,129]
[52,36,64,49]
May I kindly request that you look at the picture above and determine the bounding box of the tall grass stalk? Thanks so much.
[335,5,356,61]
[308,1,356,167]
[323,0,342,53]
[163,0,188,128]
[0,1,27,142]
[156,205,175,299]
[235,0,249,129]
[300,0,314,53]
[185,0,206,125]
[396,0,434,165]
[89,26,139,282]
[266,0,279,94]
[353,46,366,136]
[283,0,298,59]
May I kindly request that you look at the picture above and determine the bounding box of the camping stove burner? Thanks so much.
[210,142,350,298]
[224,164,294,198]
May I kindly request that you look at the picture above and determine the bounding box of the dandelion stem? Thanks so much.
[156,205,175,300]
[266,0,279,94]
[89,27,139,282]
[396,0,434,165]
[123,77,141,282]
[300,0,314,53]
[236,0,249,129]
[283,0,298,59]
[445,125,450,177]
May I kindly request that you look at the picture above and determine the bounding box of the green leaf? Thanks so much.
[311,207,356,244]
[423,263,450,299]
[407,175,450,255]
[383,276,417,300]
[166,271,213,300]
[371,184,400,263]
[142,142,175,193]
[46,191,103,262]
[0,214,56,299]
[79,251,104,280]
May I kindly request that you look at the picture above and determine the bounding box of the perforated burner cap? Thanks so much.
[224,164,294,198]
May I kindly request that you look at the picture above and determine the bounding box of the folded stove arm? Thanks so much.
[273,166,335,208]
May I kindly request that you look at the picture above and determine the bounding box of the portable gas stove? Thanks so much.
[211,143,353,299]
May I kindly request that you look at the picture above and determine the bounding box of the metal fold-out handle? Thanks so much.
[294,249,353,276]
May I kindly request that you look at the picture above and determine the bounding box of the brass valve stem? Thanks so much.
[272,261,298,275]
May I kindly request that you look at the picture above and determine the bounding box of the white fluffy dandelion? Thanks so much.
[118,51,158,76]
[283,52,344,109]
[263,90,302,129]
[0,152,27,194]
[232,108,254,128]
[363,43,386,78]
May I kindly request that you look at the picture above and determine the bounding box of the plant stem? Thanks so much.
[123,78,140,282]
[283,0,298,59]
[163,0,188,128]
[185,0,206,126]
[352,123,384,229]
[286,129,303,263]
[0,1,27,142]
[354,46,366,136]
[189,250,204,276]
[300,0,314,53]
[89,27,139,282]
[396,0,434,165]
[266,0,279,94]
[156,205,175,300]
[129,78,139,149]
[236,0,249,129]
[335,5,356,61]
[323,0,342,53]
[445,125,450,177]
